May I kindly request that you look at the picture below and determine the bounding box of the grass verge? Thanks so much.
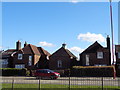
[2,83,120,90]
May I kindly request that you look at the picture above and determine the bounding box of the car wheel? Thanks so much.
[50,76,55,79]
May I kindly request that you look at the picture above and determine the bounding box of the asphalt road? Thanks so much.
[1,76,120,86]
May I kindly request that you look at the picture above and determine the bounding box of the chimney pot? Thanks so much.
[62,43,66,48]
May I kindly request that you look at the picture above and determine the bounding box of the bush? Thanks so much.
[71,66,115,77]
[26,70,30,76]
[0,68,28,76]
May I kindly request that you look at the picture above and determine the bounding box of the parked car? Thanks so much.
[34,69,60,79]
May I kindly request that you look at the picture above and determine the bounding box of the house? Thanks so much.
[49,44,78,70]
[0,49,16,68]
[79,36,111,66]
[115,45,120,76]
[13,40,50,69]
[115,45,120,65]
[37,47,51,69]
[1,40,50,69]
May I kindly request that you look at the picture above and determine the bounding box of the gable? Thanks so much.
[22,45,34,54]
[81,41,104,54]
[29,44,40,55]
[37,47,51,56]
[50,47,76,58]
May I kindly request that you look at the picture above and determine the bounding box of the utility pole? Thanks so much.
[109,0,115,65]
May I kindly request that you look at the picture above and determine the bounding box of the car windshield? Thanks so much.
[47,69,54,73]
[36,69,55,73]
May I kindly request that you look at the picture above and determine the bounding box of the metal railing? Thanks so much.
[1,76,120,90]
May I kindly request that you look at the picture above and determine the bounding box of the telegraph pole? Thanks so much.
[109,0,115,65]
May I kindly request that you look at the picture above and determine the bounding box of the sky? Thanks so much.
[1,2,118,60]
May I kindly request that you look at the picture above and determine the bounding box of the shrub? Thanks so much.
[71,66,115,77]
[0,68,28,76]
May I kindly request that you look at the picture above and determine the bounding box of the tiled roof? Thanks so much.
[29,44,40,55]
[15,44,50,56]
[65,49,76,58]
[15,44,41,55]
[2,49,16,55]
[50,47,76,58]
[37,47,51,56]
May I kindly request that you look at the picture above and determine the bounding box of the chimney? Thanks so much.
[106,35,110,50]
[24,41,27,47]
[106,35,111,65]
[16,40,21,51]
[62,43,66,48]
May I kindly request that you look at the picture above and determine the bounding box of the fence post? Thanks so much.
[38,77,40,90]
[12,77,14,90]
[68,69,70,90]
[118,77,120,89]
[101,77,103,90]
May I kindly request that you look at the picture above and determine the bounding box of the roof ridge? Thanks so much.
[29,44,40,55]
[65,48,76,58]
[81,41,103,53]
[37,47,51,56]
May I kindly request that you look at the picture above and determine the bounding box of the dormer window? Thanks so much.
[97,52,103,59]
[18,54,22,60]
[118,52,120,59]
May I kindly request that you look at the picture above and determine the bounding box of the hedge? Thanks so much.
[0,68,30,76]
[70,66,115,77]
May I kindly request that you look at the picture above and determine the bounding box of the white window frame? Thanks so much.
[15,64,25,69]
[2,59,8,65]
[86,55,89,65]
[18,54,23,60]
[118,52,120,59]
[97,52,103,59]
[28,56,32,66]
[58,60,62,68]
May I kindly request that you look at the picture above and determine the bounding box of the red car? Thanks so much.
[34,69,60,79]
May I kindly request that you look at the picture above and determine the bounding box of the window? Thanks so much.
[118,52,120,59]
[15,64,25,69]
[2,59,8,65]
[97,52,103,59]
[18,54,22,60]
[28,56,32,66]
[58,60,62,68]
[86,55,89,65]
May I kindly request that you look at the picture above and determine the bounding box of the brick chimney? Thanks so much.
[106,35,110,50]
[62,43,66,48]
[16,40,21,51]
[106,35,111,65]
[24,41,27,47]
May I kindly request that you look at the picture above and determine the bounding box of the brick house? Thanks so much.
[1,40,50,69]
[13,40,50,69]
[115,45,120,76]
[115,45,120,65]
[1,49,16,68]
[79,36,111,66]
[49,44,78,70]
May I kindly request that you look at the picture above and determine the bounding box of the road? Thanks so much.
[1,76,120,86]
